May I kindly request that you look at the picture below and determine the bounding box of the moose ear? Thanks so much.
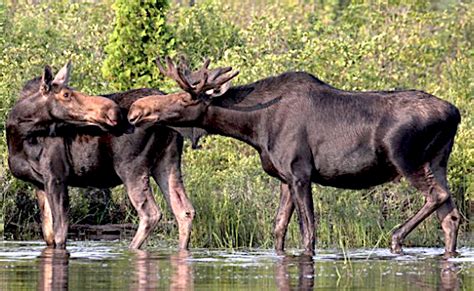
[52,60,72,86]
[40,65,54,94]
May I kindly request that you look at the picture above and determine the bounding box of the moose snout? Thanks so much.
[128,110,142,125]
[104,106,121,127]
[128,105,151,126]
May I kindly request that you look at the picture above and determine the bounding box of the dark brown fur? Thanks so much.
[129,59,461,258]
[7,70,196,249]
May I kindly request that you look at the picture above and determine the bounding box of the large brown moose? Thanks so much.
[129,57,462,258]
[6,61,197,249]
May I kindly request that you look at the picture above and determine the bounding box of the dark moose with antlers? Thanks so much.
[129,57,461,257]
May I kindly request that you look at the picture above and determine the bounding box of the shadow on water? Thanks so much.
[0,242,473,290]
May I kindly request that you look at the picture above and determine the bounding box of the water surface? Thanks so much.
[0,241,473,290]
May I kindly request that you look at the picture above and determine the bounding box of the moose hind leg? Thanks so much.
[125,175,162,249]
[436,197,460,258]
[431,147,460,258]
[153,165,195,250]
[274,182,294,254]
[391,163,450,254]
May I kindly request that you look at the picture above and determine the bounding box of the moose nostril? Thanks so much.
[128,110,143,125]
[104,107,120,126]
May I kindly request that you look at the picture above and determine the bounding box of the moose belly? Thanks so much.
[313,145,398,189]
[67,139,122,188]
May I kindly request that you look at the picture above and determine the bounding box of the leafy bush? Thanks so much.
[101,0,174,90]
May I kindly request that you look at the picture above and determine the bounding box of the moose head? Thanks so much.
[128,57,239,127]
[37,61,120,130]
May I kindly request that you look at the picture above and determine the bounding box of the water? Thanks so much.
[1,241,473,290]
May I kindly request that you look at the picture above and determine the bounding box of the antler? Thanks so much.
[157,56,239,97]
[156,56,194,92]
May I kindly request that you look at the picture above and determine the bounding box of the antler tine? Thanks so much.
[202,58,211,70]
[178,55,191,77]
[208,66,232,82]
[215,70,240,86]
[156,57,169,77]
[159,56,193,92]
[201,69,239,92]
[193,71,209,94]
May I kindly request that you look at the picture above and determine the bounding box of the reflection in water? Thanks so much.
[130,249,193,290]
[0,243,471,290]
[170,250,194,290]
[38,248,69,291]
[130,250,159,290]
[440,261,460,291]
[275,255,314,290]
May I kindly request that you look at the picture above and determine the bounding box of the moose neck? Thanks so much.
[7,93,54,139]
[201,99,263,149]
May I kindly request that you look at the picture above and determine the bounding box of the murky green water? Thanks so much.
[0,241,473,290]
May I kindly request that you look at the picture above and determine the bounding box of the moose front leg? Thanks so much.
[43,178,69,249]
[274,183,294,254]
[40,141,70,249]
[151,134,195,250]
[289,177,315,256]
[36,189,55,247]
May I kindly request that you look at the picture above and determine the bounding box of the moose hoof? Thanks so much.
[275,249,285,256]
[442,251,459,260]
[302,249,315,257]
[390,233,403,254]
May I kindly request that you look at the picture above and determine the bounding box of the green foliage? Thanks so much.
[101,0,174,90]
[172,0,242,67]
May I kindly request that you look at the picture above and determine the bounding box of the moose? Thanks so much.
[128,57,462,258]
[6,61,198,249]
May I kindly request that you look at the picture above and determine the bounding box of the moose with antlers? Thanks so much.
[129,57,461,258]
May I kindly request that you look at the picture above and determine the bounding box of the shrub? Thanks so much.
[101,0,174,90]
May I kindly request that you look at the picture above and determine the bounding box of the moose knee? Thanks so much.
[426,185,450,206]
[274,224,286,239]
[442,208,460,228]
[144,211,162,228]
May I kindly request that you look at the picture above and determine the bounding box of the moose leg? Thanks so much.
[123,174,162,249]
[152,141,195,250]
[391,163,450,254]
[436,197,460,258]
[44,182,69,249]
[274,182,294,254]
[289,177,315,256]
[35,189,55,247]
[41,141,70,249]
[431,147,460,258]
[153,167,195,250]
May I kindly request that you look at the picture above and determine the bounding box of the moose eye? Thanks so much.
[63,92,70,99]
